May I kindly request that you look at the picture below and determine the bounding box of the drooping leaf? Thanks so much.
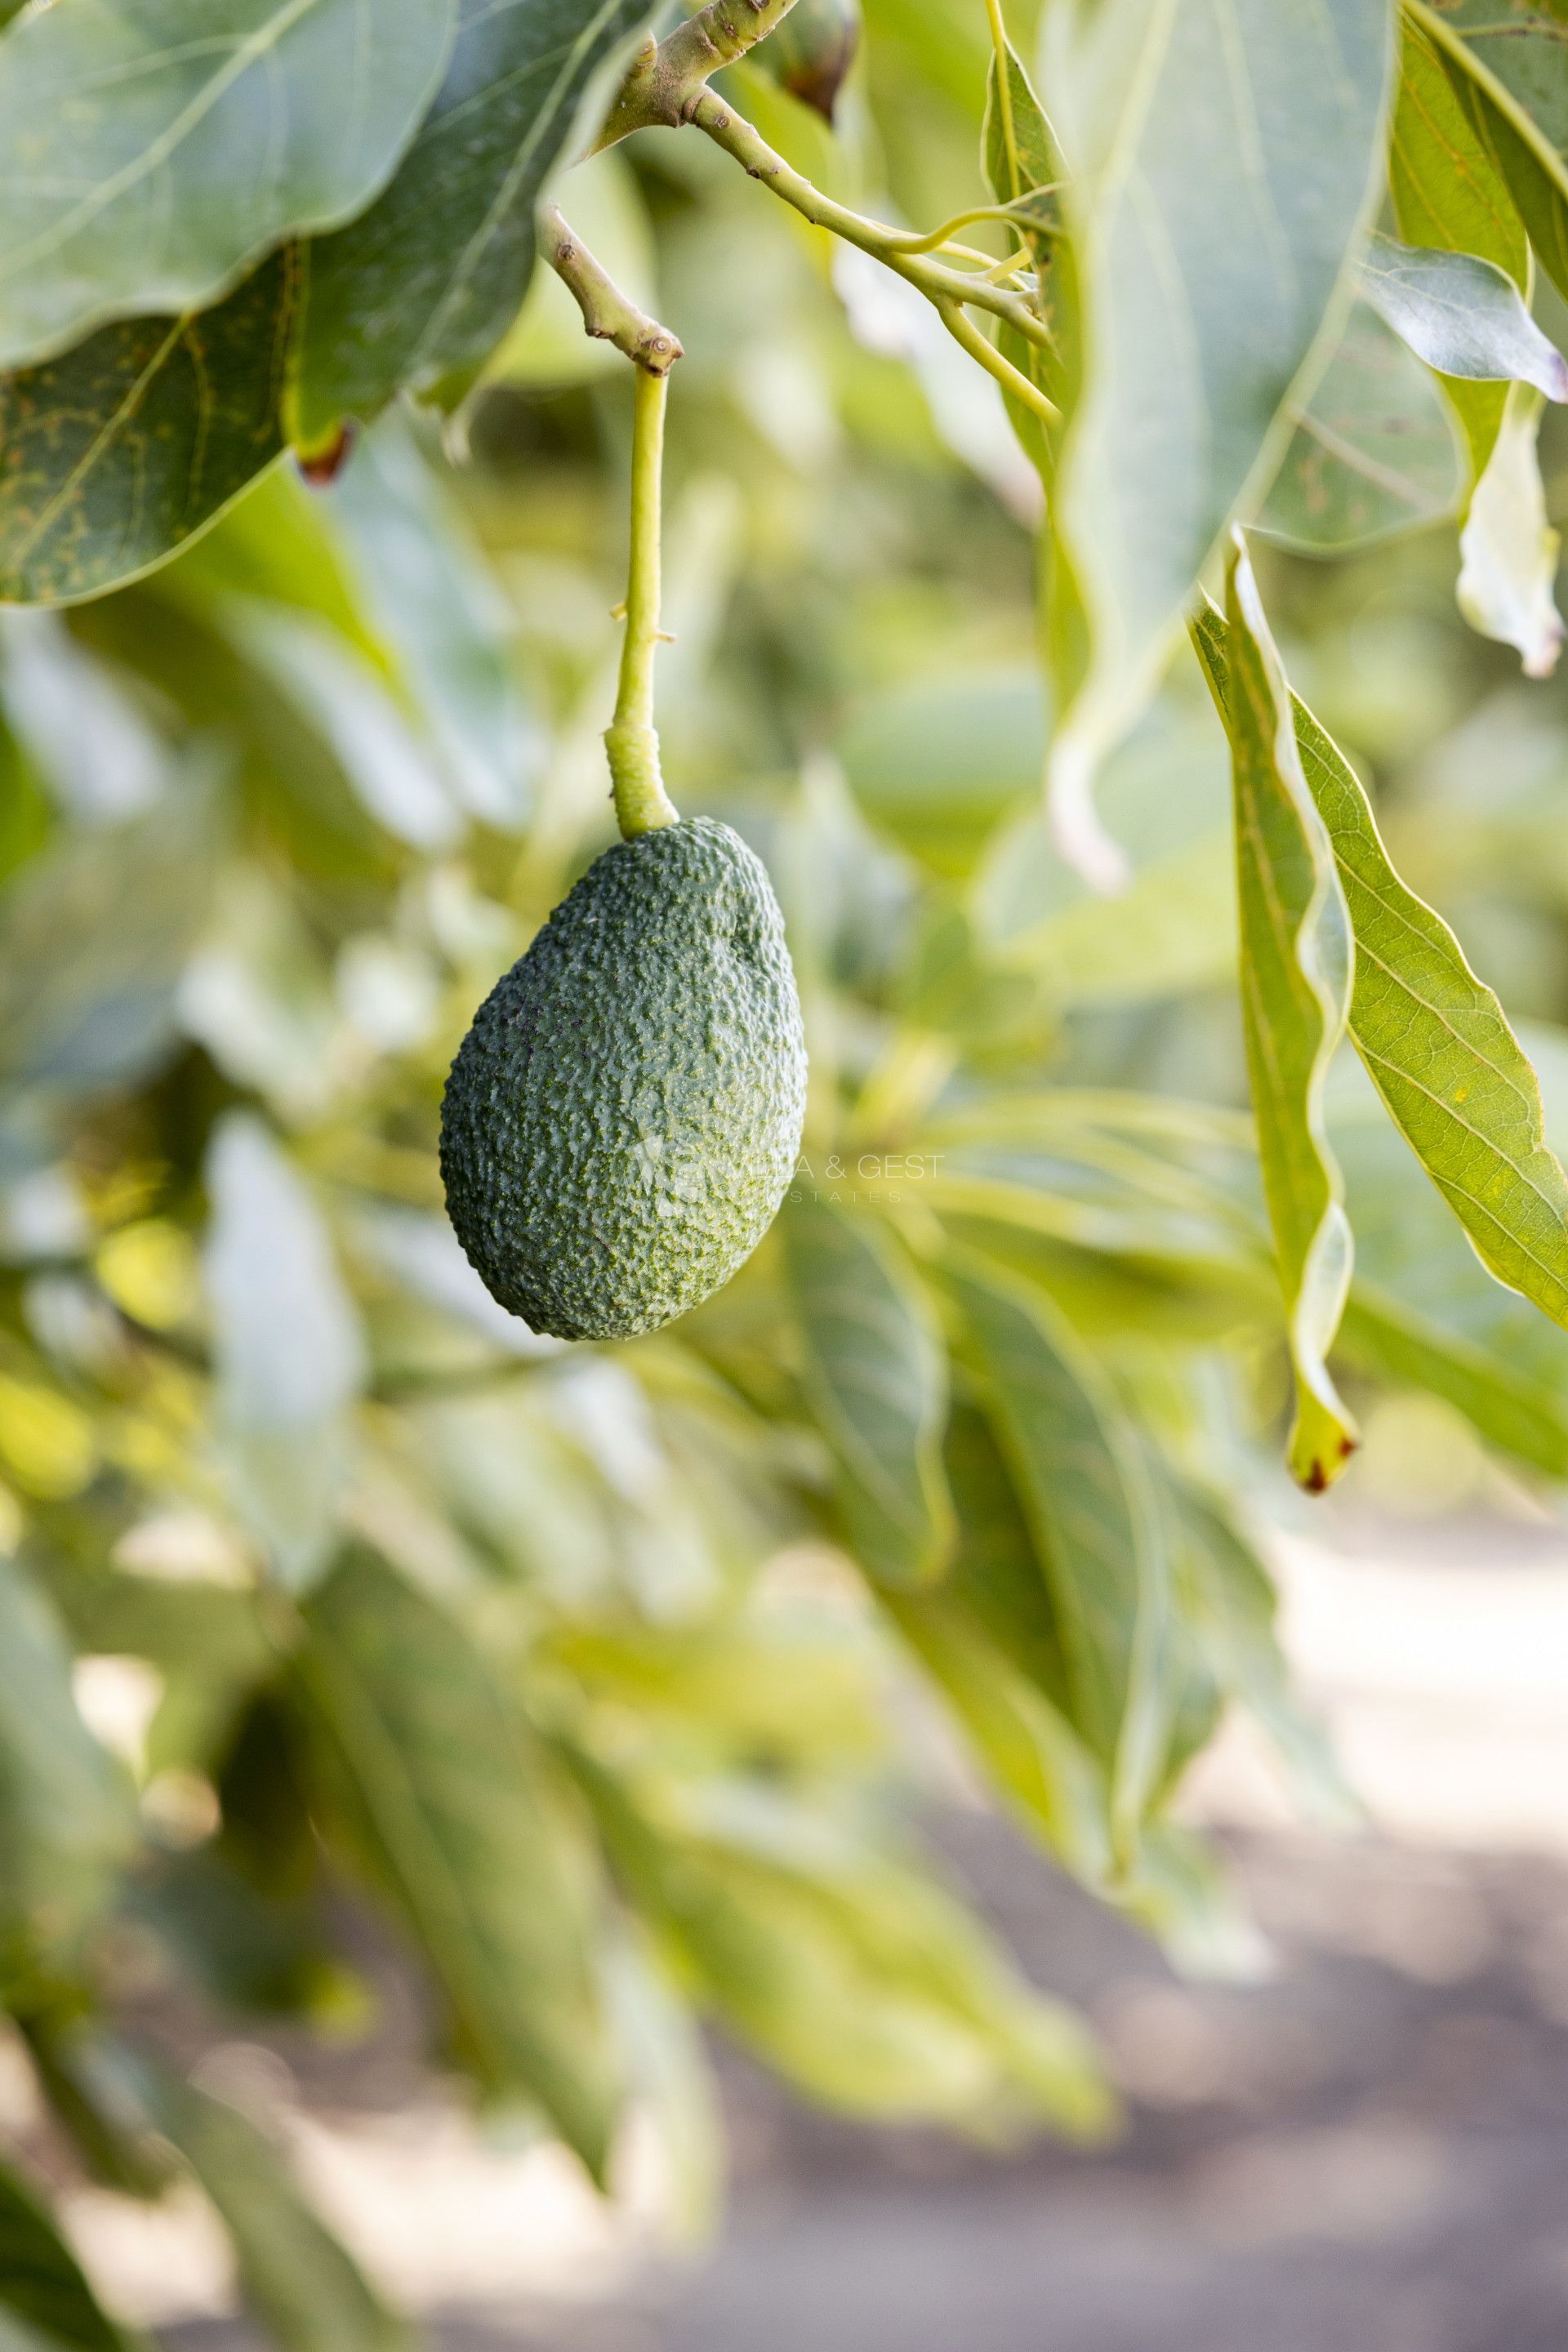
[945,1252,1172,1844]
[1035,0,1393,880]
[573,1748,1110,2137]
[203,1112,366,1588]
[327,418,536,831]
[1330,1056,1568,1478]
[0,0,455,371]
[0,785,216,1096]
[136,2065,406,2352]
[1194,599,1568,1334]
[0,2158,138,2352]
[982,39,1070,487]
[1388,7,1525,482]
[1361,233,1568,399]
[301,1550,617,2177]
[1257,298,1464,554]
[0,1551,136,1975]
[0,247,301,607]
[880,1585,1111,1883]
[1457,382,1566,679]
[0,612,165,826]
[1205,535,1358,1490]
[292,0,658,441]
[780,1192,954,1588]
[1169,1482,1352,1819]
[223,601,461,850]
[1405,0,1568,306]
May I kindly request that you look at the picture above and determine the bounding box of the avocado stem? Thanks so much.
[607,364,680,838]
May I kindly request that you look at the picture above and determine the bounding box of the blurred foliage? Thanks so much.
[2,2,1568,2347]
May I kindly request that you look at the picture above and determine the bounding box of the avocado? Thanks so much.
[440,818,807,1340]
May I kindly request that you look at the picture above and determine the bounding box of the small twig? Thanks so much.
[935,299,1059,430]
[688,90,1057,363]
[543,207,684,376]
[594,0,803,146]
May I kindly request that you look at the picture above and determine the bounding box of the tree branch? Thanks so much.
[594,0,802,146]
[543,207,684,375]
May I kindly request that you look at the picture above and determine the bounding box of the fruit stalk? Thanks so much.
[607,363,679,838]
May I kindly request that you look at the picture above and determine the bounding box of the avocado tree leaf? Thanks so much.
[0,245,301,607]
[1257,298,1464,554]
[982,40,1072,508]
[880,1586,1111,1884]
[1204,535,1358,1491]
[945,1252,1172,1846]
[203,1112,366,1590]
[0,0,456,372]
[0,1551,136,1974]
[1169,1481,1352,1820]
[1405,0,1568,306]
[300,1549,617,2179]
[0,786,216,1097]
[1034,0,1392,884]
[1361,233,1568,400]
[1194,598,1568,1333]
[0,2158,140,2352]
[1458,383,1566,679]
[780,1192,954,1588]
[326,417,536,831]
[1330,1062,1568,1478]
[292,0,659,441]
[135,2065,406,2352]
[1388,7,1526,482]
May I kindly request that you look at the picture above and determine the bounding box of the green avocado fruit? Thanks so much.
[440,817,807,1340]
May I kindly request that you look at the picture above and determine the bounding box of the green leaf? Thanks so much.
[1388,7,1525,482]
[1361,233,1568,399]
[0,1552,137,1977]
[203,1111,366,1589]
[945,1252,1172,1842]
[880,1586,1112,1883]
[780,1192,954,1588]
[1208,533,1359,1491]
[1035,0,1392,880]
[574,1753,1110,2137]
[1194,597,1568,1335]
[1256,297,1464,555]
[137,2066,406,2352]
[0,0,455,371]
[1457,382,1566,679]
[981,38,1068,483]
[1405,0,1568,307]
[1331,1065,1568,1477]
[0,2158,139,2352]
[326,417,535,831]
[301,1549,617,2177]
[1169,1483,1351,1819]
[0,245,301,607]
[292,0,659,440]
[0,786,216,1097]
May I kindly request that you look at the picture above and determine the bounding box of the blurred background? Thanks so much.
[7,2,1568,2347]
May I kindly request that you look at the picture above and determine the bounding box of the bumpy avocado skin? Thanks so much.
[440,818,807,1340]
